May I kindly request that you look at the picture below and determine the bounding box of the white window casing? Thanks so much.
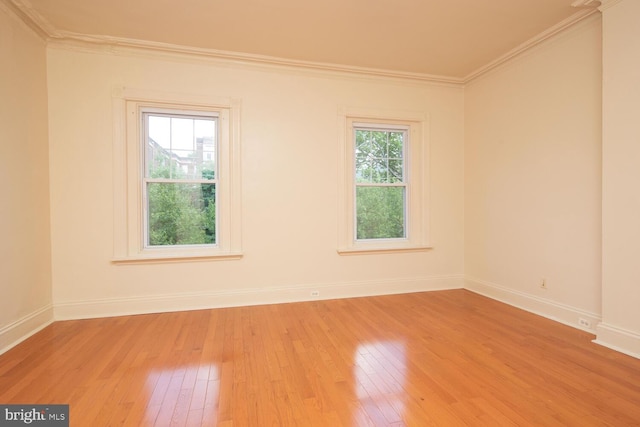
[112,88,242,263]
[338,106,431,254]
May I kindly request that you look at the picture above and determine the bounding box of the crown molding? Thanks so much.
[598,0,623,11]
[47,31,465,86]
[570,0,623,11]
[2,0,58,39]
[571,0,601,7]
[463,8,599,84]
[0,0,47,39]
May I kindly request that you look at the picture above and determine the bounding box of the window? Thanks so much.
[143,110,218,247]
[338,107,430,254]
[355,124,408,240]
[112,89,242,263]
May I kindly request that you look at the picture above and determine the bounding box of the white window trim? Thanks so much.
[112,88,242,263]
[337,106,431,255]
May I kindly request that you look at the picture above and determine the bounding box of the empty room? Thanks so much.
[1,0,639,425]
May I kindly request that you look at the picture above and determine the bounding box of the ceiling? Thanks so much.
[9,0,600,81]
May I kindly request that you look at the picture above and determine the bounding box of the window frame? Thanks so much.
[112,88,242,263]
[353,122,409,242]
[141,108,220,249]
[338,107,431,254]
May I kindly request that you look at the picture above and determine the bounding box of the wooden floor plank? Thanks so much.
[1,290,640,426]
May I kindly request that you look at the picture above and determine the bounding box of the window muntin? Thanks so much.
[354,125,408,241]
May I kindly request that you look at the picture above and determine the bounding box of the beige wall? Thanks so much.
[598,0,640,357]
[0,5,53,351]
[464,16,603,328]
[46,47,465,318]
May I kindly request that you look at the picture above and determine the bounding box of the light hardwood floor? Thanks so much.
[1,290,639,426]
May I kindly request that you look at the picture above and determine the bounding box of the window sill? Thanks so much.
[112,251,243,265]
[337,244,432,256]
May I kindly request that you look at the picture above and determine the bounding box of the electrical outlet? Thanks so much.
[578,318,592,329]
[540,278,547,289]
[311,291,320,297]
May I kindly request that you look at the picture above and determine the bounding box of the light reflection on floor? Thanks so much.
[354,340,407,426]
[144,363,219,426]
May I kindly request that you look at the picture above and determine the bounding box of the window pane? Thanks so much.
[371,131,387,158]
[148,116,171,150]
[355,130,372,183]
[171,117,194,151]
[356,186,405,239]
[146,140,173,178]
[388,132,403,157]
[147,182,216,246]
[388,159,403,183]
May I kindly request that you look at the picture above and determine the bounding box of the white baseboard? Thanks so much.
[594,323,640,359]
[12,277,640,361]
[54,274,464,320]
[464,276,601,333]
[0,305,54,355]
